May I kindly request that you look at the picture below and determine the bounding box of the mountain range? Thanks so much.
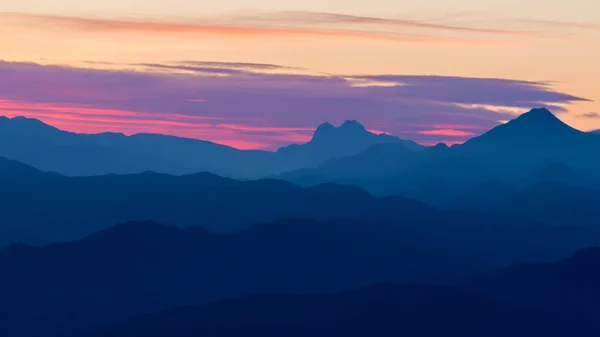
[2,107,600,337]
[94,247,600,337]
[278,108,600,202]
[0,116,418,178]
[0,157,438,245]
[4,154,600,247]
[3,108,599,192]
[1,219,598,336]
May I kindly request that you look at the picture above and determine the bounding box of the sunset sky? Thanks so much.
[1,1,599,149]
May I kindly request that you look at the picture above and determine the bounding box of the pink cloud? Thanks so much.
[417,129,476,137]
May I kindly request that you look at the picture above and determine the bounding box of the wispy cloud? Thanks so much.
[428,12,600,34]
[509,18,600,32]
[236,11,536,36]
[0,11,538,45]
[0,60,587,149]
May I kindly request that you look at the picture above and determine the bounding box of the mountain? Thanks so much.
[278,108,600,198]
[459,108,600,171]
[0,219,474,329]
[3,217,600,329]
[0,116,413,178]
[0,116,187,176]
[4,157,600,247]
[95,284,565,337]
[0,157,442,246]
[1,218,600,335]
[97,247,600,337]
[276,120,422,167]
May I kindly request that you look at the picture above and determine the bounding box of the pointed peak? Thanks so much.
[515,108,560,123]
[339,120,367,132]
[311,122,336,141]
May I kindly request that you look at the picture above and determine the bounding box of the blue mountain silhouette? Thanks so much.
[0,116,412,178]
[278,108,600,198]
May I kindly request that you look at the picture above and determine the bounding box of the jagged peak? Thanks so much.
[315,121,335,131]
[311,120,370,142]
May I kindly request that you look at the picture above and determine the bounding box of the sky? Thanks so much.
[0,1,599,149]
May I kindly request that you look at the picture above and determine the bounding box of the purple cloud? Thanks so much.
[582,112,600,119]
[0,60,587,149]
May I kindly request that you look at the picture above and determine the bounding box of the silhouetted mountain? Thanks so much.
[276,121,421,168]
[279,108,600,201]
[0,158,442,246]
[459,108,600,171]
[95,284,565,337]
[0,219,474,329]
[0,117,187,176]
[1,216,600,335]
[0,116,415,178]
[3,215,600,330]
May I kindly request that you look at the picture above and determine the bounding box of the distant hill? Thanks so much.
[1,218,600,336]
[0,219,473,328]
[0,116,414,178]
[95,247,600,337]
[94,284,564,337]
[3,156,600,247]
[0,157,442,246]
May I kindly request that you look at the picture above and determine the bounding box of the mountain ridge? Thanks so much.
[0,116,417,178]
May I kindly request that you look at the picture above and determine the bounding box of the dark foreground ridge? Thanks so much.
[95,246,600,337]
